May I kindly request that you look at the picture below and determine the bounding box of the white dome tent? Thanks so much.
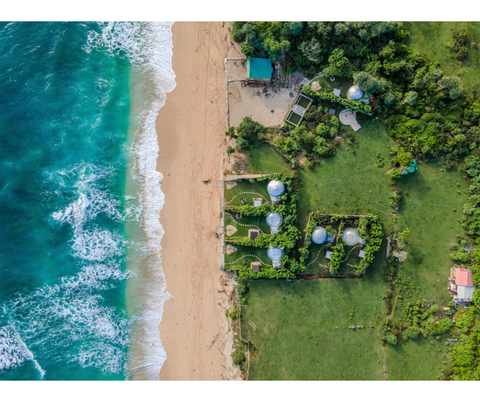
[342,228,363,246]
[311,226,327,244]
[266,212,283,234]
[267,180,285,202]
[267,246,284,268]
[346,85,365,101]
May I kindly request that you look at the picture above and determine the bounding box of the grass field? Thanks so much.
[404,22,480,92]
[240,143,291,175]
[243,279,385,380]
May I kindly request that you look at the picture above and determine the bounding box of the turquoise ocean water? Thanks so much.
[0,22,175,380]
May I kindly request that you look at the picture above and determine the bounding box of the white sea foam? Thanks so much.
[71,226,127,262]
[2,263,132,376]
[0,325,44,378]
[86,21,176,380]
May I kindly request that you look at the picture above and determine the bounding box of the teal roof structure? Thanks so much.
[247,58,273,80]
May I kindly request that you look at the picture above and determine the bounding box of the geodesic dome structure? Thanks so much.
[267,246,284,267]
[267,180,285,202]
[311,226,328,244]
[346,85,365,101]
[342,228,363,246]
[266,212,283,233]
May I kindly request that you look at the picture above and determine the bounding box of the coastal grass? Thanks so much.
[404,21,480,92]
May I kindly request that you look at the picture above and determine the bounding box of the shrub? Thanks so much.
[233,350,245,365]
[379,326,398,345]
[430,304,439,314]
[455,310,476,333]
[237,279,248,297]
[405,326,420,340]
[423,316,453,335]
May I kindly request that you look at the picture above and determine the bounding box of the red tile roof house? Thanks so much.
[455,268,475,302]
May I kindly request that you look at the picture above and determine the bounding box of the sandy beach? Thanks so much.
[155,22,241,381]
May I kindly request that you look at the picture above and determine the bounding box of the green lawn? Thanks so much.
[404,22,480,92]
[224,245,271,267]
[224,213,271,237]
[224,179,271,207]
[242,143,291,175]
[384,163,469,380]
[243,279,385,380]
[297,115,394,230]
[312,76,353,99]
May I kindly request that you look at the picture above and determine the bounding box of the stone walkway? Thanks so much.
[339,109,361,132]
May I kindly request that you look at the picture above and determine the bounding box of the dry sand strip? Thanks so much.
[155,22,241,381]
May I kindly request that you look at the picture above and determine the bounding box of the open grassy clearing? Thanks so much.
[240,143,291,175]
[384,163,469,380]
[404,22,480,92]
[243,279,385,380]
[297,115,394,230]
[392,162,468,317]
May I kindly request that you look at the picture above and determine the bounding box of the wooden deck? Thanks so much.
[224,173,269,181]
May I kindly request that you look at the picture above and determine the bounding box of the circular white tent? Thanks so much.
[342,228,363,246]
[311,226,327,244]
[267,180,285,202]
[346,85,365,101]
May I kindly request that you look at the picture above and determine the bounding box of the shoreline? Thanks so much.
[155,22,241,380]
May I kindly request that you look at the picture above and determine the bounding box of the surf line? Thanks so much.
[11,324,46,379]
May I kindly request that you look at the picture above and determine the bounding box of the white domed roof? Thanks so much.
[343,228,362,246]
[347,85,365,101]
[311,226,327,244]
[266,212,283,228]
[267,246,284,261]
[267,180,285,201]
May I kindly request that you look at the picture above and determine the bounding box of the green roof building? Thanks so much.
[246,58,273,81]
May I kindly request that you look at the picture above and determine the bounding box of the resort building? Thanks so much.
[267,246,284,268]
[266,212,283,234]
[246,58,273,83]
[251,262,260,272]
[455,268,475,302]
[311,226,327,245]
[343,228,363,246]
[267,179,285,202]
